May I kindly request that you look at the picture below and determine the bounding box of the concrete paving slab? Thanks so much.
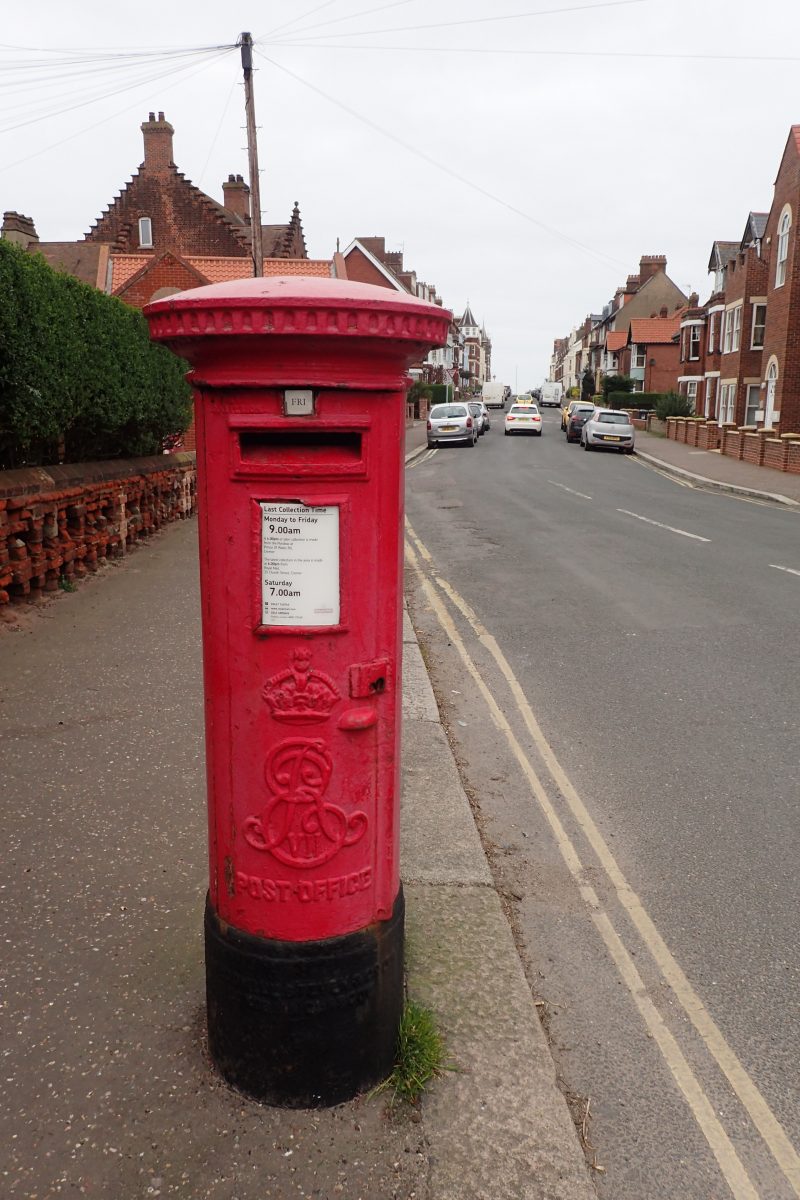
[402,635,440,722]
[0,517,594,1200]
[401,718,492,886]
[406,882,597,1200]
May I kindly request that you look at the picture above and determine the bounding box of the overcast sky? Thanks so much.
[3,0,800,388]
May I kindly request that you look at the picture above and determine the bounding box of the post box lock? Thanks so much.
[349,657,392,699]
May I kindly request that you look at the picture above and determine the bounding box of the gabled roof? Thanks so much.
[707,240,738,273]
[460,303,478,328]
[606,330,627,352]
[36,241,109,288]
[741,211,768,250]
[340,238,408,291]
[628,312,684,345]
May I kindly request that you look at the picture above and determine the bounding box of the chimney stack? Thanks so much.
[222,173,251,222]
[141,111,175,173]
[688,291,700,308]
[639,254,667,283]
[2,211,39,249]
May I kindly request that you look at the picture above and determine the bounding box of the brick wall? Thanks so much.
[0,454,196,607]
[761,131,800,432]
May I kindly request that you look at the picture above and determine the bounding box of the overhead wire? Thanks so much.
[268,0,649,43]
[0,47,235,172]
[0,45,235,135]
[264,40,800,63]
[268,0,420,41]
[256,50,627,271]
[260,1,341,40]
[196,62,241,188]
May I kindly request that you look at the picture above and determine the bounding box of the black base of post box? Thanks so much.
[204,889,405,1107]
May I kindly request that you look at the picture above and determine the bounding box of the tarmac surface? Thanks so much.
[2,417,792,1200]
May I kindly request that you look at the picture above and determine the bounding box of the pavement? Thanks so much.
[0,419,596,1200]
[632,427,800,507]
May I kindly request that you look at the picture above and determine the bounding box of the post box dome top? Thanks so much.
[145,275,452,345]
[145,276,453,389]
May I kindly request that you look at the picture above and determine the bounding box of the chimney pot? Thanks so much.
[660,306,668,318]
[149,111,155,121]
[158,111,165,121]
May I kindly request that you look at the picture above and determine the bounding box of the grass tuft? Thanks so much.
[377,999,446,1107]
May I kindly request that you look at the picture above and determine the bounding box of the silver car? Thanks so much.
[582,408,635,453]
[427,403,478,448]
[467,400,490,436]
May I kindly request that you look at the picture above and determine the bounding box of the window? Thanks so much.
[730,305,742,352]
[718,383,735,423]
[689,326,701,360]
[751,303,766,348]
[138,216,153,248]
[776,209,791,287]
[722,311,732,354]
[686,381,698,412]
[705,376,716,418]
[744,384,760,425]
[708,313,716,353]
[633,344,646,368]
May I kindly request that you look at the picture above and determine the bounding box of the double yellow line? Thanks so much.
[404,517,800,1200]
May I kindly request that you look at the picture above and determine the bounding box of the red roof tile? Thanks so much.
[606,331,627,352]
[628,313,683,345]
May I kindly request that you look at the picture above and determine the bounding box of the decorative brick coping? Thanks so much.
[0,454,196,606]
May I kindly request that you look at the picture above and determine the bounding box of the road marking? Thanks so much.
[405,517,800,1197]
[407,448,438,469]
[405,535,761,1200]
[617,508,711,542]
[770,563,800,577]
[547,480,592,500]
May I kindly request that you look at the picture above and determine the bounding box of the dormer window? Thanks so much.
[138,216,153,248]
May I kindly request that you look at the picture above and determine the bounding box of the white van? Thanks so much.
[481,382,507,409]
[540,382,563,408]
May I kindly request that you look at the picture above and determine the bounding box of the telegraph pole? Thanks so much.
[240,32,263,277]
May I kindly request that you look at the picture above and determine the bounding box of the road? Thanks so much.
[404,408,800,1200]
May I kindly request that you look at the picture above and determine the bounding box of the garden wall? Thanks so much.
[0,454,196,607]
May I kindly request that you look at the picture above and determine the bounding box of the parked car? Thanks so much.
[504,403,543,436]
[427,403,478,448]
[468,400,489,436]
[560,398,588,430]
[581,408,636,453]
[565,404,596,443]
[479,402,491,432]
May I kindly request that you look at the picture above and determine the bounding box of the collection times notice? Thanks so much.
[260,503,340,627]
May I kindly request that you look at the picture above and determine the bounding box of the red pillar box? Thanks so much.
[145,278,450,1106]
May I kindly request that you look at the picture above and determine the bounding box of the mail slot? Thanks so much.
[145,277,450,1106]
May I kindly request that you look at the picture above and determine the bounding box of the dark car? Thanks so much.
[565,404,595,444]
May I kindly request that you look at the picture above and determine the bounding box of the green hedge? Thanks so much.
[0,240,192,469]
[608,391,662,411]
[428,383,453,405]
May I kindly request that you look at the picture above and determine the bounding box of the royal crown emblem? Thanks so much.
[262,648,340,723]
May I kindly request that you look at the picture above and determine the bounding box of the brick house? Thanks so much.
[338,231,462,386]
[560,255,687,391]
[3,113,335,308]
[758,127,800,432]
[626,308,685,394]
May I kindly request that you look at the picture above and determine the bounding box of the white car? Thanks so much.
[581,408,635,453]
[504,403,543,436]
